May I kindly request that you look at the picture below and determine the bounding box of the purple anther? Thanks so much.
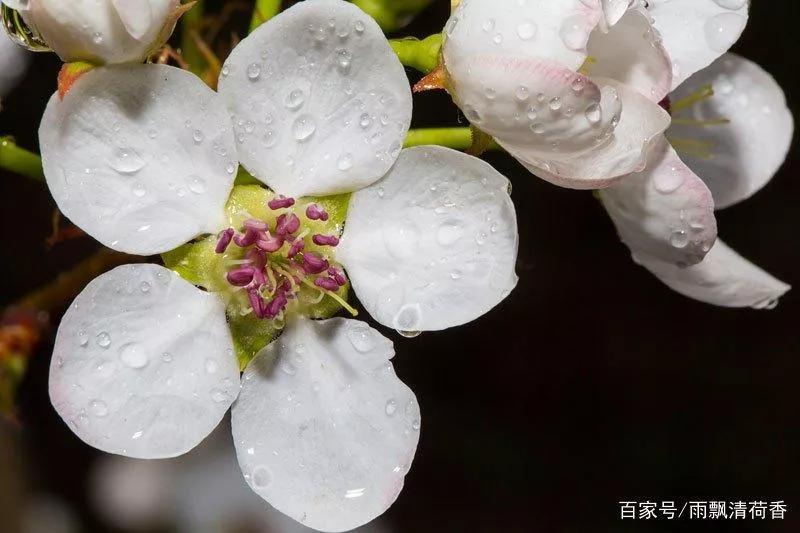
[312,234,340,247]
[248,289,266,319]
[256,232,284,253]
[314,277,340,291]
[243,219,269,232]
[227,266,256,287]
[266,291,289,318]
[252,268,266,289]
[288,238,305,258]
[305,204,329,221]
[301,252,329,275]
[276,213,301,236]
[268,195,296,210]
[246,248,266,270]
[328,267,347,286]
[234,228,259,247]
[215,228,235,253]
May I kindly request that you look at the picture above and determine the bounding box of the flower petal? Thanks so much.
[587,6,673,102]
[646,0,749,89]
[667,53,793,209]
[218,0,411,198]
[49,264,239,459]
[39,64,236,255]
[600,0,631,29]
[635,240,790,309]
[502,77,670,189]
[599,136,717,266]
[445,54,621,164]
[22,0,177,64]
[337,146,518,332]
[443,0,604,76]
[232,317,420,533]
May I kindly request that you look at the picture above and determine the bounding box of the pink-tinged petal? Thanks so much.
[635,240,790,309]
[599,136,717,267]
[667,53,793,209]
[646,0,749,89]
[443,0,604,76]
[502,77,670,189]
[600,0,632,29]
[446,54,621,161]
[587,6,673,102]
[232,317,420,532]
[49,264,239,459]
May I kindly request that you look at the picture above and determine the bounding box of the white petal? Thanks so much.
[636,240,790,309]
[503,77,670,189]
[49,264,239,459]
[337,146,518,332]
[599,137,717,266]
[218,0,411,198]
[587,6,673,102]
[22,0,177,64]
[39,64,237,255]
[445,54,622,164]
[231,317,420,533]
[667,53,793,209]
[600,0,631,29]
[0,31,29,98]
[443,0,603,75]
[647,0,749,89]
[111,0,158,41]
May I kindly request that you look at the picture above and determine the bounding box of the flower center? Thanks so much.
[215,195,356,322]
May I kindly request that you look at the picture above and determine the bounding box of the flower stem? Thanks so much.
[250,0,282,33]
[181,0,205,75]
[0,137,44,181]
[404,128,500,152]
[352,0,434,32]
[390,34,442,73]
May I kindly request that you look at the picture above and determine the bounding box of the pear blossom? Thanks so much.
[1,0,181,64]
[601,53,792,308]
[40,1,519,531]
[440,0,675,189]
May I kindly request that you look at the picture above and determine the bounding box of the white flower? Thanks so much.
[40,1,519,530]
[600,53,792,309]
[2,0,181,64]
[440,0,674,189]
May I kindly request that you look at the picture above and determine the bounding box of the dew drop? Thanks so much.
[90,400,108,417]
[584,103,602,124]
[96,332,111,348]
[669,230,689,249]
[205,358,219,374]
[247,62,261,80]
[109,148,146,175]
[346,323,375,353]
[385,399,397,416]
[285,89,305,110]
[188,175,207,194]
[210,388,229,403]
[292,115,316,142]
[436,221,463,246]
[119,343,149,369]
[252,465,271,488]
[337,152,354,170]
[516,20,537,40]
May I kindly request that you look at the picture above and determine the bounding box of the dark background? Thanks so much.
[1,1,798,532]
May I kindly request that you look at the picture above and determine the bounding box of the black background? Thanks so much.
[1,1,798,532]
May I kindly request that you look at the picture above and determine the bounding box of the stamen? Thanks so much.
[668,137,716,160]
[328,267,347,286]
[312,234,340,247]
[276,213,301,236]
[256,232,284,253]
[268,195,296,210]
[671,83,714,113]
[215,228,234,253]
[227,266,256,286]
[246,248,266,270]
[248,289,266,319]
[671,117,731,127]
[315,277,340,291]
[288,239,305,258]
[306,204,329,221]
[243,219,269,232]
[301,252,329,275]
[234,228,259,247]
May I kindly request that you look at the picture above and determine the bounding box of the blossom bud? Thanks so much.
[5,0,181,64]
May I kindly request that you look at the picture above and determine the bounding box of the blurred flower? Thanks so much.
[2,0,182,64]
[0,30,29,100]
[39,1,519,531]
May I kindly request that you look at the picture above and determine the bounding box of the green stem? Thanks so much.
[404,128,500,151]
[0,137,44,181]
[390,34,442,73]
[181,0,205,75]
[352,0,434,32]
[250,0,282,33]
